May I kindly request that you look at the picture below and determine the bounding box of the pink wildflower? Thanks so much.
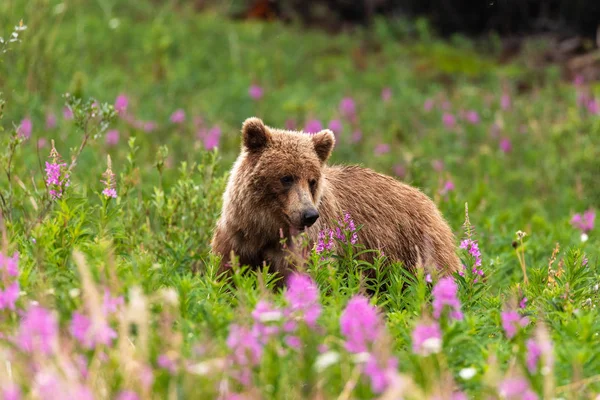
[251,300,281,341]
[431,277,463,320]
[198,125,222,150]
[103,289,124,314]
[498,377,538,400]
[63,106,74,120]
[46,113,57,129]
[0,282,20,310]
[351,130,362,143]
[226,324,262,381]
[105,130,119,146]
[442,113,456,129]
[381,87,392,102]
[412,321,442,356]
[500,137,512,153]
[248,85,264,100]
[45,142,70,200]
[101,156,117,199]
[571,209,595,233]
[0,252,19,276]
[328,119,343,134]
[465,110,480,124]
[439,180,455,196]
[519,297,528,309]
[17,118,32,139]
[363,355,398,393]
[526,339,542,373]
[339,97,356,118]
[501,310,529,339]
[143,121,157,132]
[423,99,434,112]
[315,229,335,253]
[16,306,58,354]
[393,164,406,179]
[501,93,511,110]
[285,274,321,328]
[70,312,117,349]
[115,94,128,114]
[432,159,444,172]
[304,119,323,134]
[285,335,302,349]
[587,99,600,115]
[157,353,178,374]
[2,384,21,400]
[116,391,140,400]
[37,138,47,148]
[170,109,185,124]
[374,143,390,155]
[340,295,382,353]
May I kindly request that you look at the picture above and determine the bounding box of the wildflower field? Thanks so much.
[1,2,599,399]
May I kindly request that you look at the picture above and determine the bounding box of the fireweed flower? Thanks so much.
[70,312,117,349]
[304,119,323,134]
[442,113,456,129]
[328,119,343,135]
[16,306,58,354]
[226,324,263,385]
[423,98,434,112]
[170,109,185,124]
[2,384,21,400]
[340,295,382,353]
[157,353,178,374]
[197,125,222,150]
[351,130,362,143]
[381,87,392,102]
[63,106,74,120]
[439,180,455,196]
[337,212,358,244]
[116,391,140,400]
[393,164,406,179]
[251,300,281,342]
[363,355,398,393]
[459,238,483,277]
[285,274,321,328]
[315,229,335,253]
[501,93,512,110]
[501,310,529,339]
[500,137,512,153]
[17,117,32,139]
[464,110,480,124]
[339,97,356,118]
[114,94,128,114]
[587,98,600,115]
[105,129,119,146]
[431,277,463,320]
[0,251,19,277]
[526,339,542,373]
[45,113,57,129]
[101,156,117,199]
[571,209,595,233]
[498,377,538,400]
[248,84,264,100]
[45,141,70,200]
[0,282,20,310]
[411,321,442,356]
[374,143,390,155]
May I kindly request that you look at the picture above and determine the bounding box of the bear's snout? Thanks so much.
[301,208,319,228]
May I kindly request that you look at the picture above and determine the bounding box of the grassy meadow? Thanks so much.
[0,1,599,399]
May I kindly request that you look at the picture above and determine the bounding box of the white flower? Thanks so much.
[258,311,283,322]
[109,18,120,30]
[315,351,340,371]
[69,288,80,298]
[459,367,476,380]
[581,233,589,242]
[352,352,371,363]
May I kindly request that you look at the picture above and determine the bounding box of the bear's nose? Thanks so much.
[301,209,319,227]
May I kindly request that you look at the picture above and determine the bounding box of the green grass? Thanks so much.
[0,1,599,398]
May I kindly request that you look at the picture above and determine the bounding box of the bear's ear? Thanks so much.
[242,117,271,152]
[312,129,335,163]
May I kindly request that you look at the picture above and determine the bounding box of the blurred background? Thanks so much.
[0,0,599,263]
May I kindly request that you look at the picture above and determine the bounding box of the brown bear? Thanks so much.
[211,117,461,283]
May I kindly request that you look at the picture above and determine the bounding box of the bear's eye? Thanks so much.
[309,179,318,190]
[280,175,294,187]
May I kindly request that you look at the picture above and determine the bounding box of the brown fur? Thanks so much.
[211,117,461,282]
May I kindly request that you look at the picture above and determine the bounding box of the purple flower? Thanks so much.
[315,229,335,253]
[340,295,381,353]
[16,306,58,354]
[102,188,117,198]
[571,209,595,233]
[587,99,600,115]
[115,94,129,114]
[63,106,74,120]
[501,310,529,339]
[423,99,434,112]
[393,164,406,179]
[526,339,542,373]
[106,129,119,146]
[17,118,32,139]
[170,109,185,124]
[37,138,47,149]
[381,87,392,102]
[363,355,397,393]
[442,113,456,129]
[285,335,302,349]
[501,93,512,110]
[0,282,20,310]
[198,126,222,150]
[103,289,124,315]
[248,85,264,100]
[459,239,482,268]
[439,180,455,196]
[143,121,157,132]
[500,137,512,153]
[101,157,117,199]
[519,297,528,309]
[226,324,262,369]
[158,353,178,374]
[304,119,323,134]
[2,384,21,400]
[70,312,117,349]
[46,113,57,130]
[251,300,281,341]
[45,143,70,200]
[374,143,390,156]
[0,252,19,276]
[498,377,538,400]
[328,119,343,134]
[285,274,321,328]
[351,130,362,143]
[431,277,463,320]
[116,391,140,400]
[573,75,585,86]
[339,97,356,118]
[412,321,442,356]
[465,110,480,124]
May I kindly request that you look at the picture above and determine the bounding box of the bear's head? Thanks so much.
[235,117,335,235]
